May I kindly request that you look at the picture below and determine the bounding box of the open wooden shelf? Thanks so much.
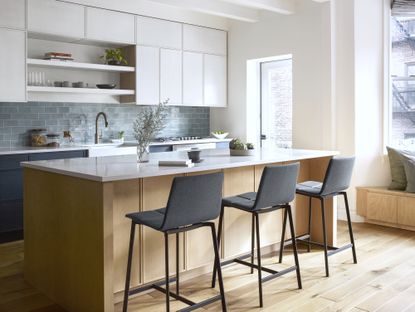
[27,86,135,95]
[27,58,135,72]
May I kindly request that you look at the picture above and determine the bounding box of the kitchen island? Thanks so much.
[22,148,338,312]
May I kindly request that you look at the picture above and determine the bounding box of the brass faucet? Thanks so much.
[95,112,109,144]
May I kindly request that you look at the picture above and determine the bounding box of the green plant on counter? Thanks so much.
[133,99,169,162]
[118,131,125,139]
[229,138,254,150]
[100,48,128,65]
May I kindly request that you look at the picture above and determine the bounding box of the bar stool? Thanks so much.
[279,156,357,277]
[123,172,227,312]
[211,163,302,308]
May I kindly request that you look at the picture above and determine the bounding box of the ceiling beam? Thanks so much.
[220,0,295,15]
[147,0,260,22]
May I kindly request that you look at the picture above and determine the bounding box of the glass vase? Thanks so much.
[137,145,150,163]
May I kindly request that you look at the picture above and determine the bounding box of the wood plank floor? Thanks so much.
[1,221,415,312]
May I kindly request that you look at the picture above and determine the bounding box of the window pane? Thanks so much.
[260,59,292,148]
[391,16,415,147]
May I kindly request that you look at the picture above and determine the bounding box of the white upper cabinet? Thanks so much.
[204,55,227,107]
[183,25,227,56]
[0,0,26,30]
[160,49,182,105]
[137,17,182,50]
[183,52,203,106]
[86,8,135,45]
[0,28,26,102]
[136,46,160,105]
[28,0,85,39]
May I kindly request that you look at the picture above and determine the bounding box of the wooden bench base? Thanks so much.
[356,187,415,231]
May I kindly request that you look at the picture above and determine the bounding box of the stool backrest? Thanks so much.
[320,156,355,196]
[254,163,299,210]
[161,172,224,231]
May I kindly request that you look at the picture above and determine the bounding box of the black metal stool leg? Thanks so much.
[287,206,302,289]
[164,233,170,312]
[343,192,357,263]
[255,213,264,308]
[123,222,136,312]
[307,197,312,252]
[210,223,228,312]
[176,233,180,295]
[211,206,224,288]
[278,208,288,263]
[250,213,255,273]
[320,197,329,277]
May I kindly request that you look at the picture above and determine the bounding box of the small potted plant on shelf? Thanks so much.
[100,48,128,66]
[133,99,169,163]
[229,138,255,156]
[111,131,125,144]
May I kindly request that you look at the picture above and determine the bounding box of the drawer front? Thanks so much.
[149,145,172,153]
[0,154,28,170]
[28,150,86,161]
[398,197,415,227]
[367,192,398,224]
[0,169,24,201]
[0,199,23,233]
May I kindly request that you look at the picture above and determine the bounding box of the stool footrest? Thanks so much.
[127,277,223,312]
[128,276,177,296]
[218,254,298,285]
[281,235,354,257]
[234,258,279,275]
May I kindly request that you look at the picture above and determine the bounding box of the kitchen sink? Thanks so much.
[76,142,138,157]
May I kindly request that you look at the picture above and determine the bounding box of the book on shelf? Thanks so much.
[45,52,72,58]
[43,57,74,61]
[158,159,194,167]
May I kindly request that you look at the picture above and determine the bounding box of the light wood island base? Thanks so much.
[24,155,336,312]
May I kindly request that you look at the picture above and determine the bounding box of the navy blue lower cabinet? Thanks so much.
[149,145,173,153]
[28,150,87,161]
[0,150,87,243]
[0,154,28,243]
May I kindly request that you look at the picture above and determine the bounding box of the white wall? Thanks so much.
[211,0,332,150]
[331,0,390,221]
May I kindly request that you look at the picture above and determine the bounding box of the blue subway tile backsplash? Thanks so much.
[0,102,210,147]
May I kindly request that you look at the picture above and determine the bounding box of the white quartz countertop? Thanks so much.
[0,146,88,155]
[22,148,338,182]
[0,138,231,155]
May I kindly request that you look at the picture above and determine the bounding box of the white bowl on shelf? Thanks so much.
[211,132,229,140]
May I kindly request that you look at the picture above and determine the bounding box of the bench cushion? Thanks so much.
[402,155,415,193]
[386,147,415,191]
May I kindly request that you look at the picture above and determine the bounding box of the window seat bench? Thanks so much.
[356,187,415,231]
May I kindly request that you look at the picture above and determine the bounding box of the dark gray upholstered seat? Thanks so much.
[126,172,224,231]
[284,156,357,278]
[222,163,299,212]
[213,163,302,308]
[222,192,256,211]
[296,181,323,195]
[296,156,355,197]
[126,208,166,230]
[123,172,227,312]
